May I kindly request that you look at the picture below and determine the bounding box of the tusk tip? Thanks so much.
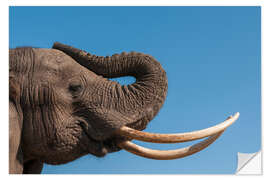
[234,112,240,118]
[227,112,240,121]
[228,112,240,120]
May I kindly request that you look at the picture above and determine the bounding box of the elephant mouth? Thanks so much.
[80,123,123,157]
[112,112,239,160]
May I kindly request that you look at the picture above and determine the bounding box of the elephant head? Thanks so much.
[9,42,239,174]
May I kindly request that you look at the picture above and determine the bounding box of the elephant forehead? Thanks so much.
[32,48,98,83]
[33,48,84,73]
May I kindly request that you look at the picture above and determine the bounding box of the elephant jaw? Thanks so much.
[114,112,239,160]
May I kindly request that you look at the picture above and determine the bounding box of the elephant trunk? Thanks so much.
[53,42,168,131]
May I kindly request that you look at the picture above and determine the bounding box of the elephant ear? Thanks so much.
[9,76,23,174]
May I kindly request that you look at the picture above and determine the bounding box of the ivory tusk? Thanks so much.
[116,112,239,143]
[118,131,224,160]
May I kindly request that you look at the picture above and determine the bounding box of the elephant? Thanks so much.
[9,42,239,174]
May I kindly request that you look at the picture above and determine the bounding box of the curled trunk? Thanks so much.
[53,42,168,133]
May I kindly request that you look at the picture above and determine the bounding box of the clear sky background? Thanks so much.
[9,6,261,174]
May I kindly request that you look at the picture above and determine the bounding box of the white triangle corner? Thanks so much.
[236,151,262,175]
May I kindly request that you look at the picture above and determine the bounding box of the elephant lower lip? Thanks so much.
[87,138,121,156]
[85,134,109,157]
[78,120,122,154]
[79,126,108,157]
[103,139,122,153]
[93,146,108,157]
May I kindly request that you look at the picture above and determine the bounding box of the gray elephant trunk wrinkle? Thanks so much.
[53,42,168,132]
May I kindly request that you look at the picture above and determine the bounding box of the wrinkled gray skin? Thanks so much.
[9,42,168,174]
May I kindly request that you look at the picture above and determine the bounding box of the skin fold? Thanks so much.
[9,43,168,174]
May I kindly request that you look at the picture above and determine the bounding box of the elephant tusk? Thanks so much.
[116,112,239,143]
[118,131,224,160]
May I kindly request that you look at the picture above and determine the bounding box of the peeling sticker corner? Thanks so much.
[236,151,262,175]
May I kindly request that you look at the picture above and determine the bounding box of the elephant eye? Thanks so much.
[69,83,82,93]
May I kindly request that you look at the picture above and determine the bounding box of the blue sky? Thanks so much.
[9,6,261,174]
